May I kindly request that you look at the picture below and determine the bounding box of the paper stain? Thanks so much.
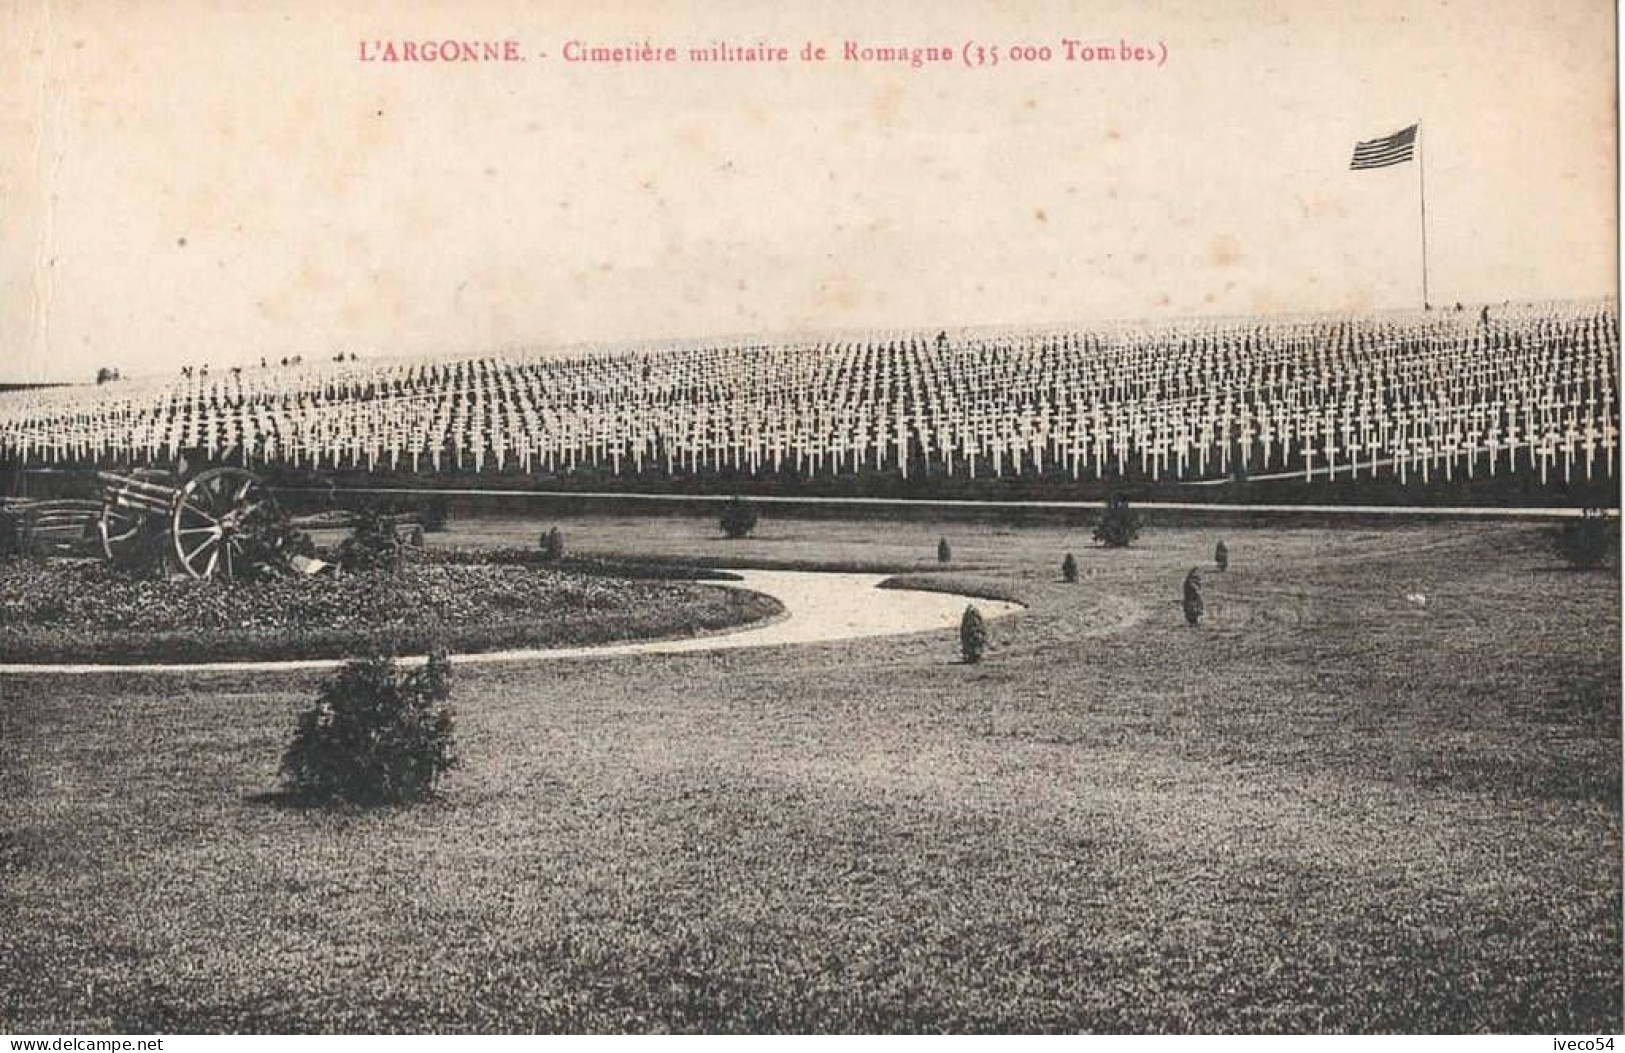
[1207,234,1243,267]
[815,275,860,312]
[674,122,709,153]
[872,83,905,127]
[1250,288,1284,313]
[1295,195,1348,220]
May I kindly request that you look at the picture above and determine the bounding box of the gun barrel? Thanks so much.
[96,471,177,514]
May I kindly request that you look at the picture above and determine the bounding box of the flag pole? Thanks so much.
[1417,120,1430,309]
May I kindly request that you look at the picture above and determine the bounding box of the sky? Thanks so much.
[0,0,1616,382]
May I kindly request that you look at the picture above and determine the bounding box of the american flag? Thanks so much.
[1350,124,1418,170]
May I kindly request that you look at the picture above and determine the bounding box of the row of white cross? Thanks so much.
[1,304,1616,486]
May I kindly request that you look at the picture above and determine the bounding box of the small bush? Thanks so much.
[937,537,952,563]
[280,652,458,804]
[1549,511,1617,570]
[117,523,173,580]
[336,508,405,574]
[1182,568,1204,627]
[285,528,317,559]
[0,511,19,558]
[720,496,759,540]
[539,527,565,562]
[1062,552,1078,583]
[1093,494,1142,549]
[960,604,988,664]
[420,499,450,534]
[1215,540,1229,572]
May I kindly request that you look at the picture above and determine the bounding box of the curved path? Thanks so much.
[0,570,1024,675]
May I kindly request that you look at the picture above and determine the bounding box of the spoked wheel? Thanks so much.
[171,467,279,580]
[98,502,153,566]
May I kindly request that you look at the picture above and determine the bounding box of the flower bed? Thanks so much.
[0,557,782,664]
[422,547,743,581]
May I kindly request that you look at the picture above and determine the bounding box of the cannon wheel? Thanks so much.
[170,467,277,580]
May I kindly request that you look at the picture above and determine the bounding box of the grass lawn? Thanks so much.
[1,513,1619,1032]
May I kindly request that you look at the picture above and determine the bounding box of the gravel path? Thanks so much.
[0,570,1024,675]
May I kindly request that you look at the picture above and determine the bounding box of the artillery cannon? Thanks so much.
[2,465,424,580]
[97,465,291,580]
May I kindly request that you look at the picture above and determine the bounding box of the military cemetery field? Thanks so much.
[2,512,1619,1032]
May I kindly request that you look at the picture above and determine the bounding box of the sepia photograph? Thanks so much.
[0,0,1619,1038]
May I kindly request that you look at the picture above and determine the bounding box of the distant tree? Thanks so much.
[720,496,759,539]
[937,537,952,563]
[1215,540,1229,572]
[1182,568,1204,627]
[94,367,120,385]
[1093,493,1142,549]
[960,605,988,664]
[1062,552,1078,583]
[1548,510,1618,570]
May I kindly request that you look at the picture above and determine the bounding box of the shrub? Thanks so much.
[1182,568,1204,627]
[280,652,458,804]
[539,526,565,562]
[116,523,173,579]
[720,496,759,539]
[1093,493,1142,549]
[0,511,19,558]
[937,537,952,563]
[336,508,405,574]
[241,517,317,579]
[960,604,988,663]
[1062,552,1078,583]
[420,499,450,534]
[1549,510,1617,570]
[287,527,317,558]
[1215,540,1229,571]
